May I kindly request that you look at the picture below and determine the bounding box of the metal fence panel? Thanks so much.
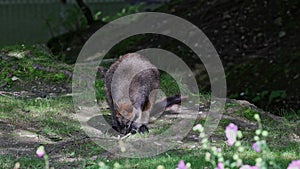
[0,0,131,46]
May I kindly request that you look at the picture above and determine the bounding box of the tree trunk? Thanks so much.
[75,0,94,25]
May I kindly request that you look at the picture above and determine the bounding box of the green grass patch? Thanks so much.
[1,143,299,169]
[0,44,72,88]
[0,96,80,138]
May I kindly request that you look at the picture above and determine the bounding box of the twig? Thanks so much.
[0,91,13,97]
[32,64,72,78]
[121,133,132,140]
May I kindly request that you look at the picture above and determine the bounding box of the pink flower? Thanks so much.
[36,146,45,158]
[98,161,105,167]
[225,123,238,146]
[252,142,261,152]
[240,165,260,169]
[177,160,187,169]
[193,124,203,132]
[287,160,300,169]
[215,162,224,169]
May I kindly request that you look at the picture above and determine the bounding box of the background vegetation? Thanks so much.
[0,0,299,168]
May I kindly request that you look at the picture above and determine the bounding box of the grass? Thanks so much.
[0,95,299,168]
[1,143,299,168]
[0,155,44,169]
[0,44,72,90]
[0,96,79,138]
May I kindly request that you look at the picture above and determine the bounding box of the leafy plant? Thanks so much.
[95,80,106,101]
[192,114,299,169]
[53,73,65,82]
[46,4,88,36]
[268,90,287,105]
[99,3,145,22]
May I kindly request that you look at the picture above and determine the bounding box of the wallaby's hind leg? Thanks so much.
[129,90,157,134]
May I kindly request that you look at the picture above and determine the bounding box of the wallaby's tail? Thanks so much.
[165,94,182,107]
[150,95,184,121]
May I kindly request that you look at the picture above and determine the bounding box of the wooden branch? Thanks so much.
[75,0,94,25]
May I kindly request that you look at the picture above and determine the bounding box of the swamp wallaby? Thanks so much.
[104,53,181,134]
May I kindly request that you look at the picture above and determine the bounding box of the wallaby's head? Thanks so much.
[115,103,134,133]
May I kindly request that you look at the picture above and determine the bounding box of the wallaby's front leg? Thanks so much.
[127,107,150,134]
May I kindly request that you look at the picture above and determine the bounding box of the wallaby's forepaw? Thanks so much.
[129,125,137,134]
[112,125,120,132]
[126,123,149,134]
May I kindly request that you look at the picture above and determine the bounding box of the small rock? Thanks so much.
[274,17,282,26]
[11,76,19,81]
[278,31,286,38]
[7,51,25,59]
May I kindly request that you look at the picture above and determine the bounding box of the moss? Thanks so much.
[0,44,72,91]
